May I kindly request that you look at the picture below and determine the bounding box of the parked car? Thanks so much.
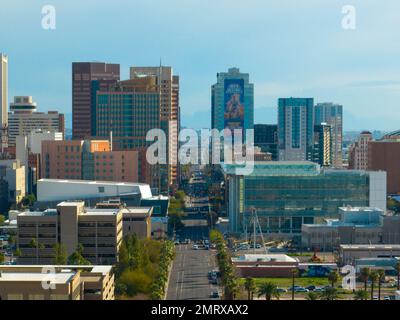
[211,291,220,299]
[276,288,287,293]
[288,285,302,291]
[313,287,324,292]
[294,287,309,293]
[306,285,316,291]
[193,244,199,250]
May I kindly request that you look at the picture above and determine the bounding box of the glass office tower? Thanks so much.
[211,67,254,134]
[315,103,343,168]
[278,98,314,161]
[223,162,386,240]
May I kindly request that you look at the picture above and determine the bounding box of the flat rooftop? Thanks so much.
[232,254,297,263]
[340,244,400,250]
[121,207,152,217]
[84,208,120,216]
[0,272,75,283]
[0,265,112,275]
[38,178,149,187]
[18,209,58,217]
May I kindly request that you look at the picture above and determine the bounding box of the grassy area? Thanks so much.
[287,252,313,257]
[239,276,330,288]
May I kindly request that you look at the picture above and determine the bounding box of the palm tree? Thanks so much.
[353,289,369,300]
[328,270,340,288]
[306,292,319,300]
[377,269,385,300]
[395,262,400,290]
[319,287,339,300]
[369,271,379,300]
[225,278,239,300]
[291,269,298,300]
[257,282,281,301]
[244,277,256,300]
[360,267,371,292]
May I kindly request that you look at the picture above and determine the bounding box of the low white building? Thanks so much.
[37,178,153,203]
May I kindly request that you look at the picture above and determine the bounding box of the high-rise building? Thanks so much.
[313,123,332,167]
[278,98,314,161]
[130,66,180,191]
[41,140,139,183]
[348,131,373,170]
[8,96,64,146]
[211,67,254,134]
[368,130,400,194]
[72,62,120,140]
[0,53,8,152]
[315,103,343,168]
[95,78,162,191]
[254,124,278,160]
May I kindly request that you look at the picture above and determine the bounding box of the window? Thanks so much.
[98,187,105,193]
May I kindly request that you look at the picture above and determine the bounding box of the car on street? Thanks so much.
[193,244,199,250]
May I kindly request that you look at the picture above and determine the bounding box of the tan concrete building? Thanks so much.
[0,159,26,206]
[17,201,123,265]
[0,265,114,300]
[8,96,64,147]
[95,201,153,239]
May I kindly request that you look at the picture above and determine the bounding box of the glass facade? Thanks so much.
[224,162,372,236]
[278,98,314,161]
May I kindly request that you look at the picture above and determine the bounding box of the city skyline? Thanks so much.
[1,0,400,131]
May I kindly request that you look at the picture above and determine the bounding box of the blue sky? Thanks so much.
[1,0,400,130]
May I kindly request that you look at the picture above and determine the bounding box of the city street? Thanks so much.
[166,243,219,300]
[166,218,220,300]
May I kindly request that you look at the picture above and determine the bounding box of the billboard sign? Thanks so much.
[224,78,245,132]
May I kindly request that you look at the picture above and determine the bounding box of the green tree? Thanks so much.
[29,238,37,248]
[119,269,153,296]
[360,267,371,292]
[319,287,339,300]
[21,194,36,207]
[0,252,4,264]
[369,271,379,300]
[353,289,369,300]
[377,269,385,300]
[244,277,256,300]
[306,292,319,300]
[53,243,68,265]
[68,244,91,265]
[257,282,280,301]
[0,214,5,226]
[14,248,21,257]
[328,270,340,288]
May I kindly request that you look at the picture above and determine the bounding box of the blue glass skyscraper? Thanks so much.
[278,98,314,161]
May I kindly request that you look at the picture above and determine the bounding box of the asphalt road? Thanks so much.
[167,219,220,300]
